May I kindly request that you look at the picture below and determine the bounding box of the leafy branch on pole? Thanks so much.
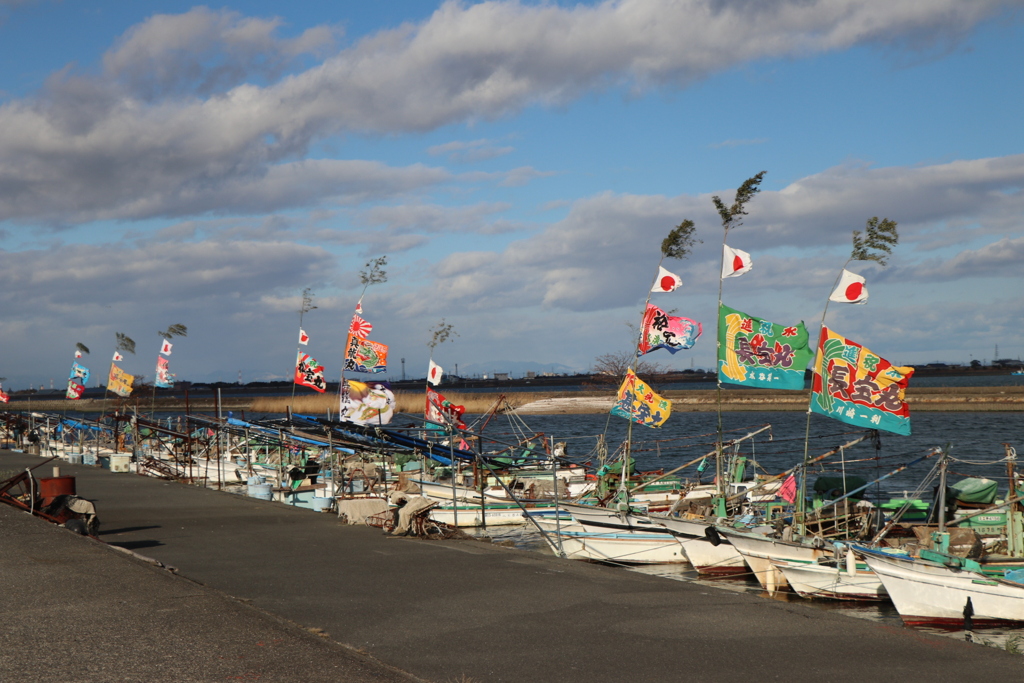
[712,171,766,235]
[360,256,388,287]
[299,288,316,317]
[428,319,457,353]
[115,332,136,355]
[851,217,899,266]
[158,324,188,339]
[75,342,90,356]
[661,219,700,260]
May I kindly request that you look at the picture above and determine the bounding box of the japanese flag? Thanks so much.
[74,350,83,358]
[428,360,443,386]
[651,266,682,293]
[722,244,753,279]
[160,339,173,355]
[355,298,363,315]
[298,329,310,345]
[112,352,123,362]
[829,269,868,304]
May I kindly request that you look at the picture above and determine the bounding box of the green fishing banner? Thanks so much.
[717,304,812,390]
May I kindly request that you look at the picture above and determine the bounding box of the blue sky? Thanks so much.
[1,0,1023,389]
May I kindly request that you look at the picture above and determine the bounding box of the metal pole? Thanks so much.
[450,426,458,528]
[551,435,565,557]
[937,447,948,534]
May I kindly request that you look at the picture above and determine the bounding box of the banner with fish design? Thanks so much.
[610,368,671,428]
[344,334,388,374]
[638,304,701,355]
[65,380,85,400]
[810,326,914,436]
[425,387,466,430]
[294,352,327,393]
[69,362,90,383]
[340,380,395,425]
[717,304,812,390]
[108,363,134,398]
[155,356,175,389]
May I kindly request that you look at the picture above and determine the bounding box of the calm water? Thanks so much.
[455,373,1024,392]
[479,411,1024,497]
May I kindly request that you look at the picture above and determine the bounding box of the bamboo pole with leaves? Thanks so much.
[427,318,459,523]
[795,217,898,533]
[338,256,387,414]
[104,332,135,454]
[152,324,187,417]
[290,288,317,407]
[614,220,700,507]
[712,172,765,497]
[64,343,90,419]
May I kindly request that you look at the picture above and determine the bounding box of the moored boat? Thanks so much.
[857,546,1024,626]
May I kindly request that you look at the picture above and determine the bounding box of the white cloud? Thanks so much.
[427,138,514,163]
[0,1,1015,226]
[103,7,336,100]
[426,154,1024,313]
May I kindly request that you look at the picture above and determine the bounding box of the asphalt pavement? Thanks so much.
[2,449,1023,682]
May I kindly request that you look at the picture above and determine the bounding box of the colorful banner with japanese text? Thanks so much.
[718,304,812,390]
[294,352,327,393]
[425,387,466,430]
[810,326,914,435]
[155,356,175,388]
[340,380,395,425]
[65,380,84,400]
[108,363,134,397]
[344,334,388,374]
[70,362,90,383]
[639,304,701,355]
[609,369,671,428]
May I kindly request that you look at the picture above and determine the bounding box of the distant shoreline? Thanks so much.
[7,385,1024,414]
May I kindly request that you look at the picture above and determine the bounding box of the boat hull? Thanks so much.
[652,516,747,575]
[861,550,1024,626]
[718,529,829,591]
[539,527,687,564]
[772,560,886,601]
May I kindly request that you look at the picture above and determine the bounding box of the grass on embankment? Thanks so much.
[10,385,1024,414]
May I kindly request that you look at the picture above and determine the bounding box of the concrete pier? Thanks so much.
[3,450,1023,682]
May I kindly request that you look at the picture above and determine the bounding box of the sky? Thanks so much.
[2,0,1024,390]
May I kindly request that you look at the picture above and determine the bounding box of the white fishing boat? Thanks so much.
[557,501,671,534]
[771,556,886,601]
[717,526,830,592]
[428,501,560,527]
[858,547,1024,626]
[650,514,747,575]
[535,522,687,564]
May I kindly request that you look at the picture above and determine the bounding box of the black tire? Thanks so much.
[704,526,722,547]
[64,519,88,536]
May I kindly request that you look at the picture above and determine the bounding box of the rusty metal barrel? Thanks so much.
[38,476,76,499]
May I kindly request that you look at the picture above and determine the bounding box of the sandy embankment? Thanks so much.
[515,387,1024,414]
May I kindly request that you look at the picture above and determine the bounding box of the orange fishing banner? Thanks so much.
[343,333,388,374]
[810,326,914,435]
[609,369,672,428]
[108,363,134,397]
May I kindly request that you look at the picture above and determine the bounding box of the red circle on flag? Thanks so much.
[845,282,863,301]
[660,276,675,291]
[430,368,437,378]
[732,255,744,272]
